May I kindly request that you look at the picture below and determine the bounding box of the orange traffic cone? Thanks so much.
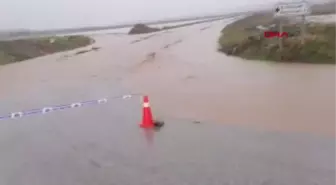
[140,96,154,128]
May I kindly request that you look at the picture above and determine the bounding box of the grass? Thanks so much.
[218,13,335,64]
[0,35,94,65]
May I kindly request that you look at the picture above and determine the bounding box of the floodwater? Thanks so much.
[0,18,335,185]
[121,19,335,137]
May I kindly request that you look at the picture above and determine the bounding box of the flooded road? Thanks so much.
[121,20,335,137]
[0,106,334,185]
[0,18,335,184]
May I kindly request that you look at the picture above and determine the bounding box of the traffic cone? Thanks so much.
[140,96,154,128]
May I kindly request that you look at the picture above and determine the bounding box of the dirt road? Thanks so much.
[0,18,334,185]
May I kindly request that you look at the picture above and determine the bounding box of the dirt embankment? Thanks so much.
[217,3,336,64]
[0,35,94,65]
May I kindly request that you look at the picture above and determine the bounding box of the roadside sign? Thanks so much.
[274,1,311,17]
[264,31,289,38]
[273,1,310,51]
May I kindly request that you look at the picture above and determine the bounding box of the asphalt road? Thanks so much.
[0,18,334,185]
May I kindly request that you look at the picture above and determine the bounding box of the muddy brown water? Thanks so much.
[0,19,335,184]
[122,21,335,137]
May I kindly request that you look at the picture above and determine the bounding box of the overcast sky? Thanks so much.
[0,0,328,30]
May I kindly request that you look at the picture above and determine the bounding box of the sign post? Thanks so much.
[273,1,311,51]
[279,21,283,51]
[301,15,306,44]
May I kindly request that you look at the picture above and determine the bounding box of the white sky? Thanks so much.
[0,0,329,30]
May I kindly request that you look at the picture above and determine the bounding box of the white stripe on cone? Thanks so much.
[143,102,150,108]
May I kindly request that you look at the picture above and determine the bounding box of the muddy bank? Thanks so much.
[0,35,93,65]
[217,13,335,64]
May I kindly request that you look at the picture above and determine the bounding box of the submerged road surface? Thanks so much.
[0,18,335,185]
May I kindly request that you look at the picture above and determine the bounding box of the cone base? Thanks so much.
[140,123,154,128]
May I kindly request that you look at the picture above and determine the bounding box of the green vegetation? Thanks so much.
[0,35,94,65]
[218,12,335,64]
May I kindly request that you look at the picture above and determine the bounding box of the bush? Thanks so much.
[128,24,160,35]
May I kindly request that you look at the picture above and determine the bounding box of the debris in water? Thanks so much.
[173,39,182,44]
[92,46,101,51]
[75,50,90,55]
[141,52,157,63]
[130,40,141,44]
[184,75,196,80]
[162,44,170,49]
[89,159,102,169]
